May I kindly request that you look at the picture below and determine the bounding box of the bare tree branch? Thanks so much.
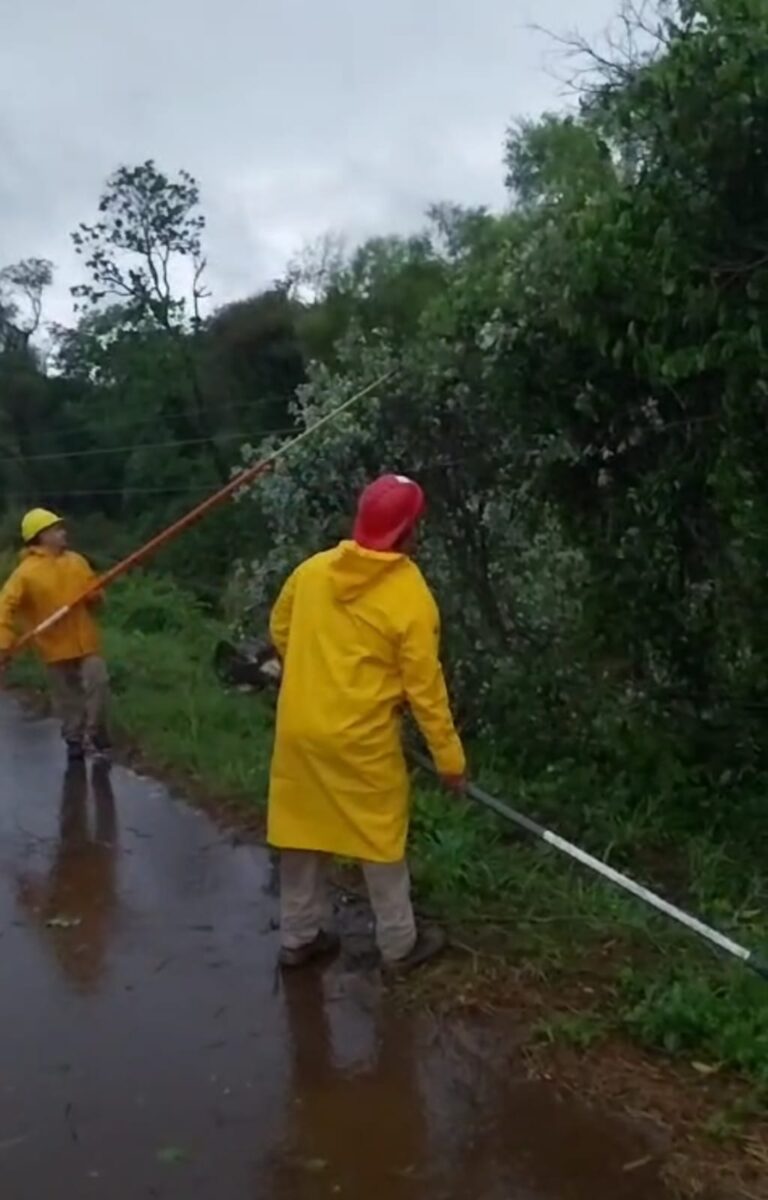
[0,258,54,347]
[530,0,668,100]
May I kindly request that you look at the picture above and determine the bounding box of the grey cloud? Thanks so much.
[0,0,618,325]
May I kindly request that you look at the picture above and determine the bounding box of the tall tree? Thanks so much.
[0,258,53,351]
[0,259,58,506]
[202,288,306,436]
[71,161,228,479]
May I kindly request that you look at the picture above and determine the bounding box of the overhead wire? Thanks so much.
[0,425,296,466]
[3,371,397,658]
[2,486,217,498]
[19,390,308,447]
[0,448,520,500]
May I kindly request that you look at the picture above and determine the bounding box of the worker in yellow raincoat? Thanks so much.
[0,509,111,764]
[268,474,466,971]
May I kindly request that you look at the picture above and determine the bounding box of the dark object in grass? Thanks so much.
[213,639,281,691]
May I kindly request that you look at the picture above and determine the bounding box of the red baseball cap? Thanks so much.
[353,474,425,551]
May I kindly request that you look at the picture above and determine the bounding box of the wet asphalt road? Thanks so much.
[0,694,674,1199]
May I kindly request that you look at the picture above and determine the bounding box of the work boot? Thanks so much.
[65,739,85,763]
[384,925,447,976]
[278,930,340,969]
[88,736,113,769]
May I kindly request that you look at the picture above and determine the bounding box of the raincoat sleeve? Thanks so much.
[269,569,298,660]
[0,567,27,654]
[77,555,104,606]
[398,585,466,778]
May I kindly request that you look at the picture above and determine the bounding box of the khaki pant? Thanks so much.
[47,655,111,749]
[279,849,417,964]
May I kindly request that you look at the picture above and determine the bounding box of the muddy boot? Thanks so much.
[66,739,85,764]
[278,931,340,969]
[88,730,113,768]
[384,925,447,976]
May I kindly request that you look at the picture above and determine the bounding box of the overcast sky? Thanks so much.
[1,0,618,326]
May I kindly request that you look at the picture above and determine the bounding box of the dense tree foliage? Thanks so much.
[233,0,768,836]
[3,0,768,835]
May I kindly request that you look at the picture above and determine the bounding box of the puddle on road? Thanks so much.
[0,697,672,1199]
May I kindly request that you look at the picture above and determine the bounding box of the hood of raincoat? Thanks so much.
[329,540,405,603]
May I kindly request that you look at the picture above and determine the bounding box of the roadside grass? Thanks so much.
[6,569,768,1097]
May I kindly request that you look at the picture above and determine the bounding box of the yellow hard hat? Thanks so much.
[21,508,64,544]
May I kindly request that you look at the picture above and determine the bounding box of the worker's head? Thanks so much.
[21,508,67,553]
[353,474,425,553]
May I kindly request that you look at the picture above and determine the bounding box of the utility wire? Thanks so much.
[0,451,516,500]
[21,392,307,447]
[3,486,216,498]
[0,426,295,466]
[1,421,520,510]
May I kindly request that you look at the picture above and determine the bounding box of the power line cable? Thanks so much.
[0,426,295,466]
[28,394,304,445]
[0,451,519,500]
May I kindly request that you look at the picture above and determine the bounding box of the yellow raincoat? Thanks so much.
[0,548,102,664]
[267,540,465,863]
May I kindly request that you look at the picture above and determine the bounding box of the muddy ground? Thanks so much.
[0,694,763,1198]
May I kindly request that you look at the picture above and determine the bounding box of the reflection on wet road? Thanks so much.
[15,761,118,993]
[0,695,671,1198]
